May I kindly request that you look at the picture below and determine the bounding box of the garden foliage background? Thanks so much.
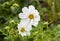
[0,0,60,41]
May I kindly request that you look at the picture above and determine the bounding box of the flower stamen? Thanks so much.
[28,14,34,20]
[20,27,25,32]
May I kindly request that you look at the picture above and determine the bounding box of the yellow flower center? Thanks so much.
[20,27,25,32]
[28,14,34,20]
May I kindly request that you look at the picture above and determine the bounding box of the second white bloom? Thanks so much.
[17,20,32,37]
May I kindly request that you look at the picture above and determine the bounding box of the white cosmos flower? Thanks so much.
[17,20,32,37]
[19,5,40,27]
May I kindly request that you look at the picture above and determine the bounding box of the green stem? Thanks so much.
[51,0,55,20]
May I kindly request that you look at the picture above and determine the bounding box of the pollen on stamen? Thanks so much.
[28,14,34,20]
[20,27,25,32]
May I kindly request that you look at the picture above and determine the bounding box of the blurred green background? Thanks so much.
[0,0,60,41]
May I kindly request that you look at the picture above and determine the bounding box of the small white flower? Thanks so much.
[19,5,40,27]
[17,20,32,37]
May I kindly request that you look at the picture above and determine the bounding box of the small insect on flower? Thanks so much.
[19,5,40,27]
[17,20,32,37]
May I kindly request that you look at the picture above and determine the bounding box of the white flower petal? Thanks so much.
[29,5,35,13]
[29,19,34,25]
[20,20,28,26]
[21,32,26,37]
[29,5,35,10]
[19,13,27,19]
[26,24,32,31]
[22,7,29,13]
[32,21,38,27]
[34,10,39,15]
[26,31,30,36]
[34,15,40,21]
